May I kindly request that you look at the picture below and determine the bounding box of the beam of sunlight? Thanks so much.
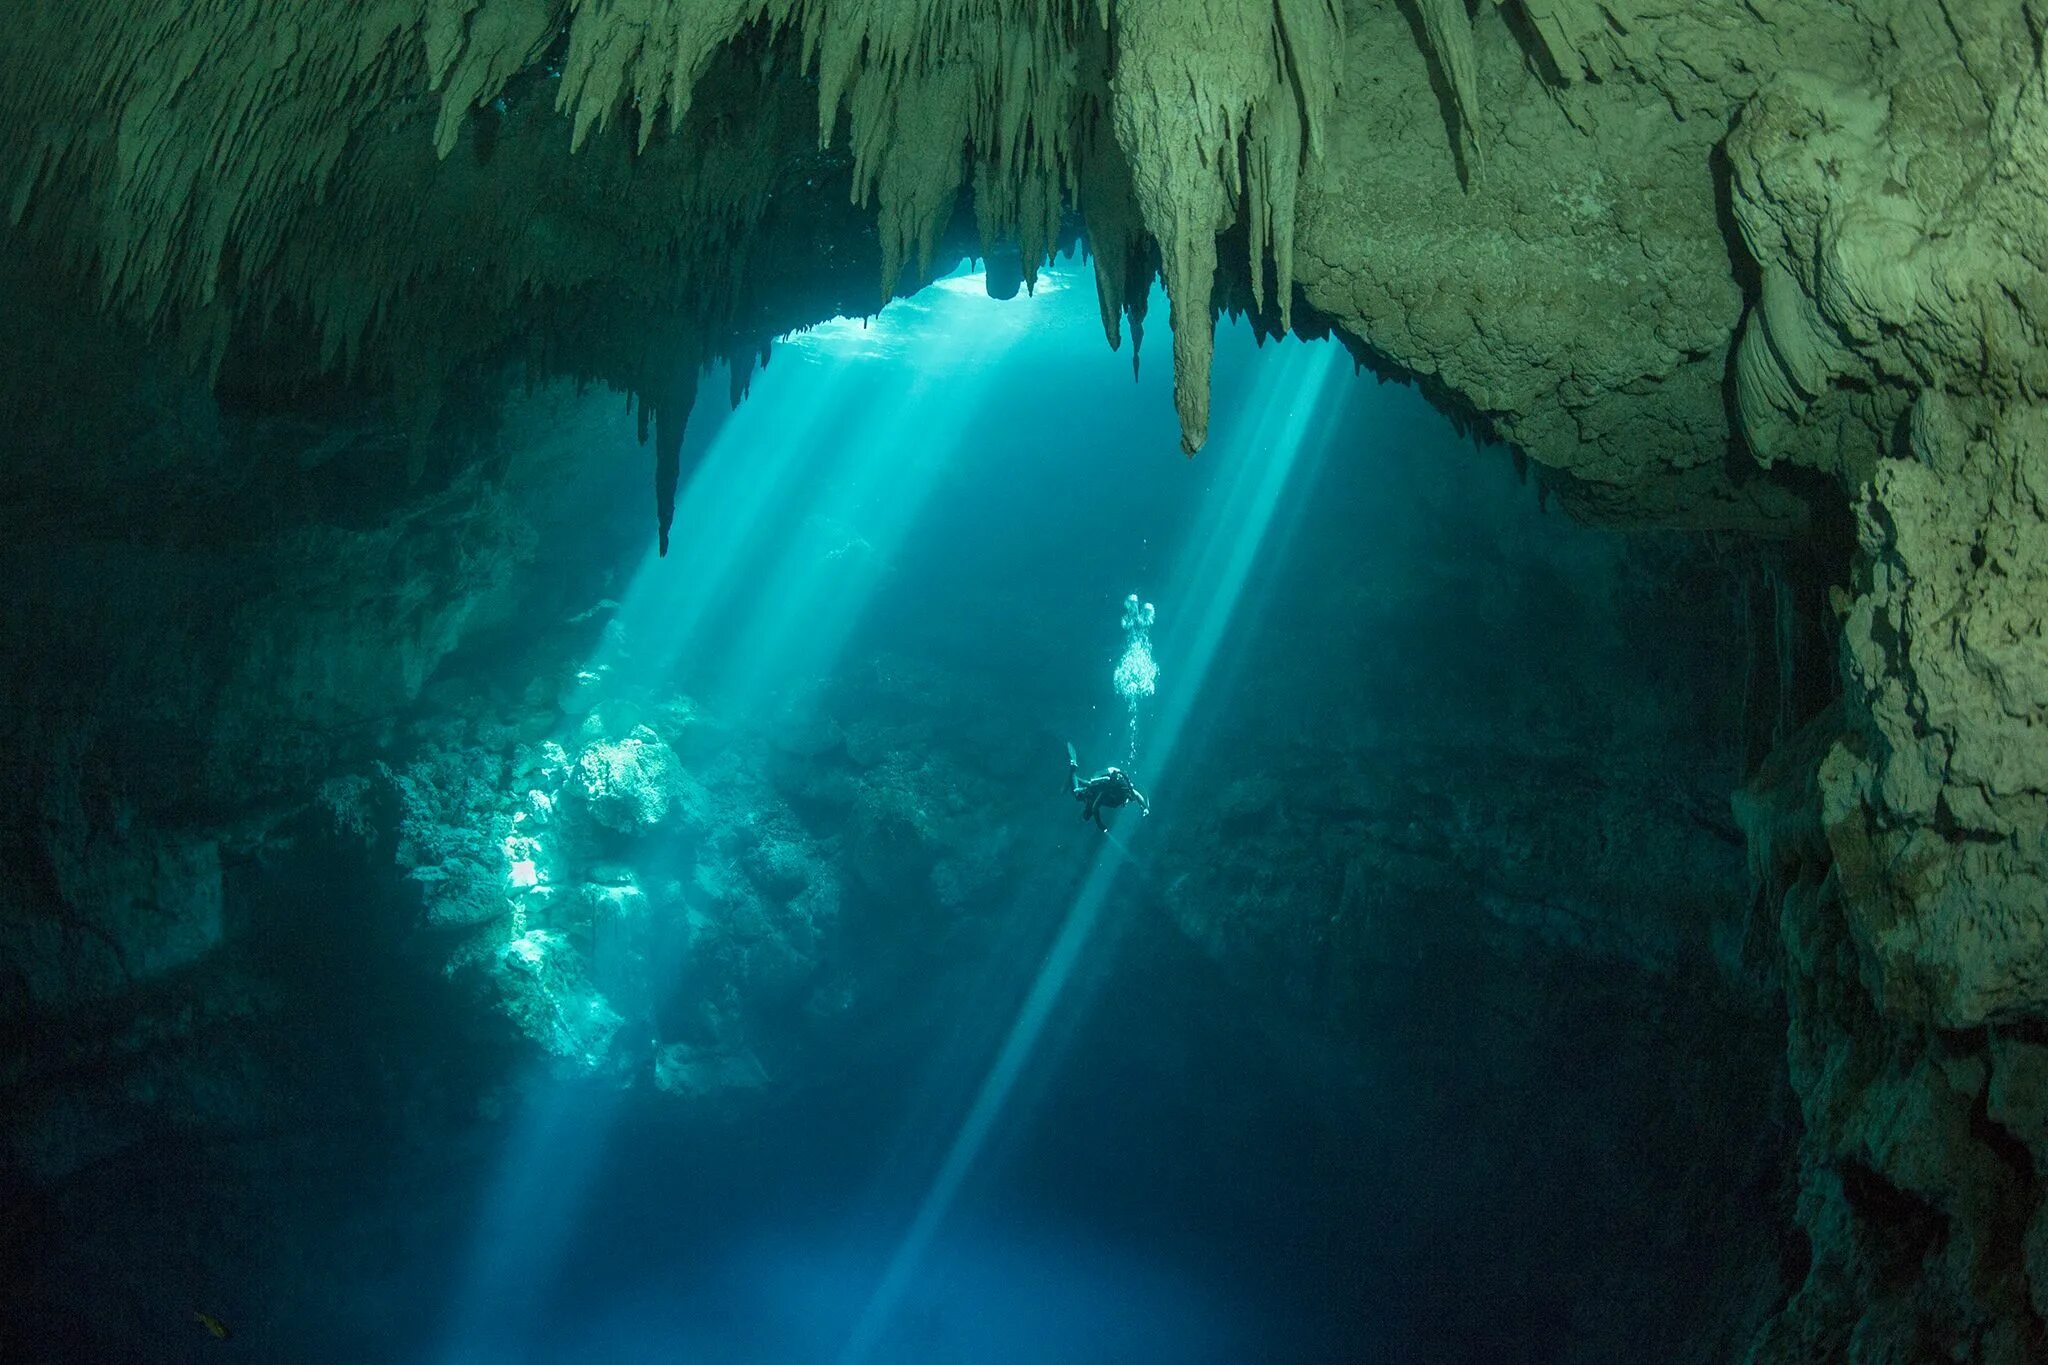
[590,268,1074,704]
[438,268,1086,1362]
[583,368,859,683]
[436,1081,631,1364]
[1144,346,1342,766]
[702,343,996,710]
[435,834,710,1362]
[839,339,1344,1365]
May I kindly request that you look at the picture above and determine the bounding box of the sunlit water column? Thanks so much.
[839,339,1343,1365]
[433,271,1069,1364]
[585,271,1072,697]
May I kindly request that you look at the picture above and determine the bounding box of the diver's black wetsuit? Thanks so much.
[1068,746,1149,831]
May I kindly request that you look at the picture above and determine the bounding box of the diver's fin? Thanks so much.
[1066,741,1079,766]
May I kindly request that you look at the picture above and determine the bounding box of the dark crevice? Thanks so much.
[1839,1158,1950,1292]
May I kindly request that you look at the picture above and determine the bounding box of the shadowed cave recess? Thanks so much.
[3,3,2047,1363]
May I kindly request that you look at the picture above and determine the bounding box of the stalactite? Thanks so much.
[1071,20,1142,352]
[1260,0,1343,330]
[1733,261,1853,466]
[1110,0,1340,451]
[728,343,765,407]
[1244,83,1302,328]
[1125,242,1155,378]
[429,0,559,157]
[1511,0,1651,84]
[850,61,975,299]
[1414,0,1481,167]
[555,0,764,153]
[641,347,699,558]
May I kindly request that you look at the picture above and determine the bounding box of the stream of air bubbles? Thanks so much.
[1113,594,1157,767]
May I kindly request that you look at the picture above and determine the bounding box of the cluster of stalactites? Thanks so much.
[450,0,1496,460]
[1,0,1496,540]
[1106,0,1344,452]
[545,0,1360,454]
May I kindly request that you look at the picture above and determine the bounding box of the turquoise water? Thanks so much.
[12,264,1787,1364]
[389,267,1775,1363]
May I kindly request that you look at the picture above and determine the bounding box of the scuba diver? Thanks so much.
[1067,742,1149,832]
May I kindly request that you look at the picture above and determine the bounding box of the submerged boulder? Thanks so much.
[742,833,819,902]
[653,1040,770,1100]
[385,743,520,928]
[570,724,682,834]
[491,929,623,1071]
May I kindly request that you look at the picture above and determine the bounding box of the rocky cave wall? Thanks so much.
[4,0,2048,1360]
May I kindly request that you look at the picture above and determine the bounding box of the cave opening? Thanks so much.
[6,260,1798,1363]
[401,269,1790,1365]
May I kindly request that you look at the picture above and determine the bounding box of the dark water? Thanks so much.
[14,266,1789,1364]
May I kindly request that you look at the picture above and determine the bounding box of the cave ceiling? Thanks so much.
[11,0,2039,545]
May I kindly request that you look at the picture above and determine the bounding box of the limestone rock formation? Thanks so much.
[570,725,685,834]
